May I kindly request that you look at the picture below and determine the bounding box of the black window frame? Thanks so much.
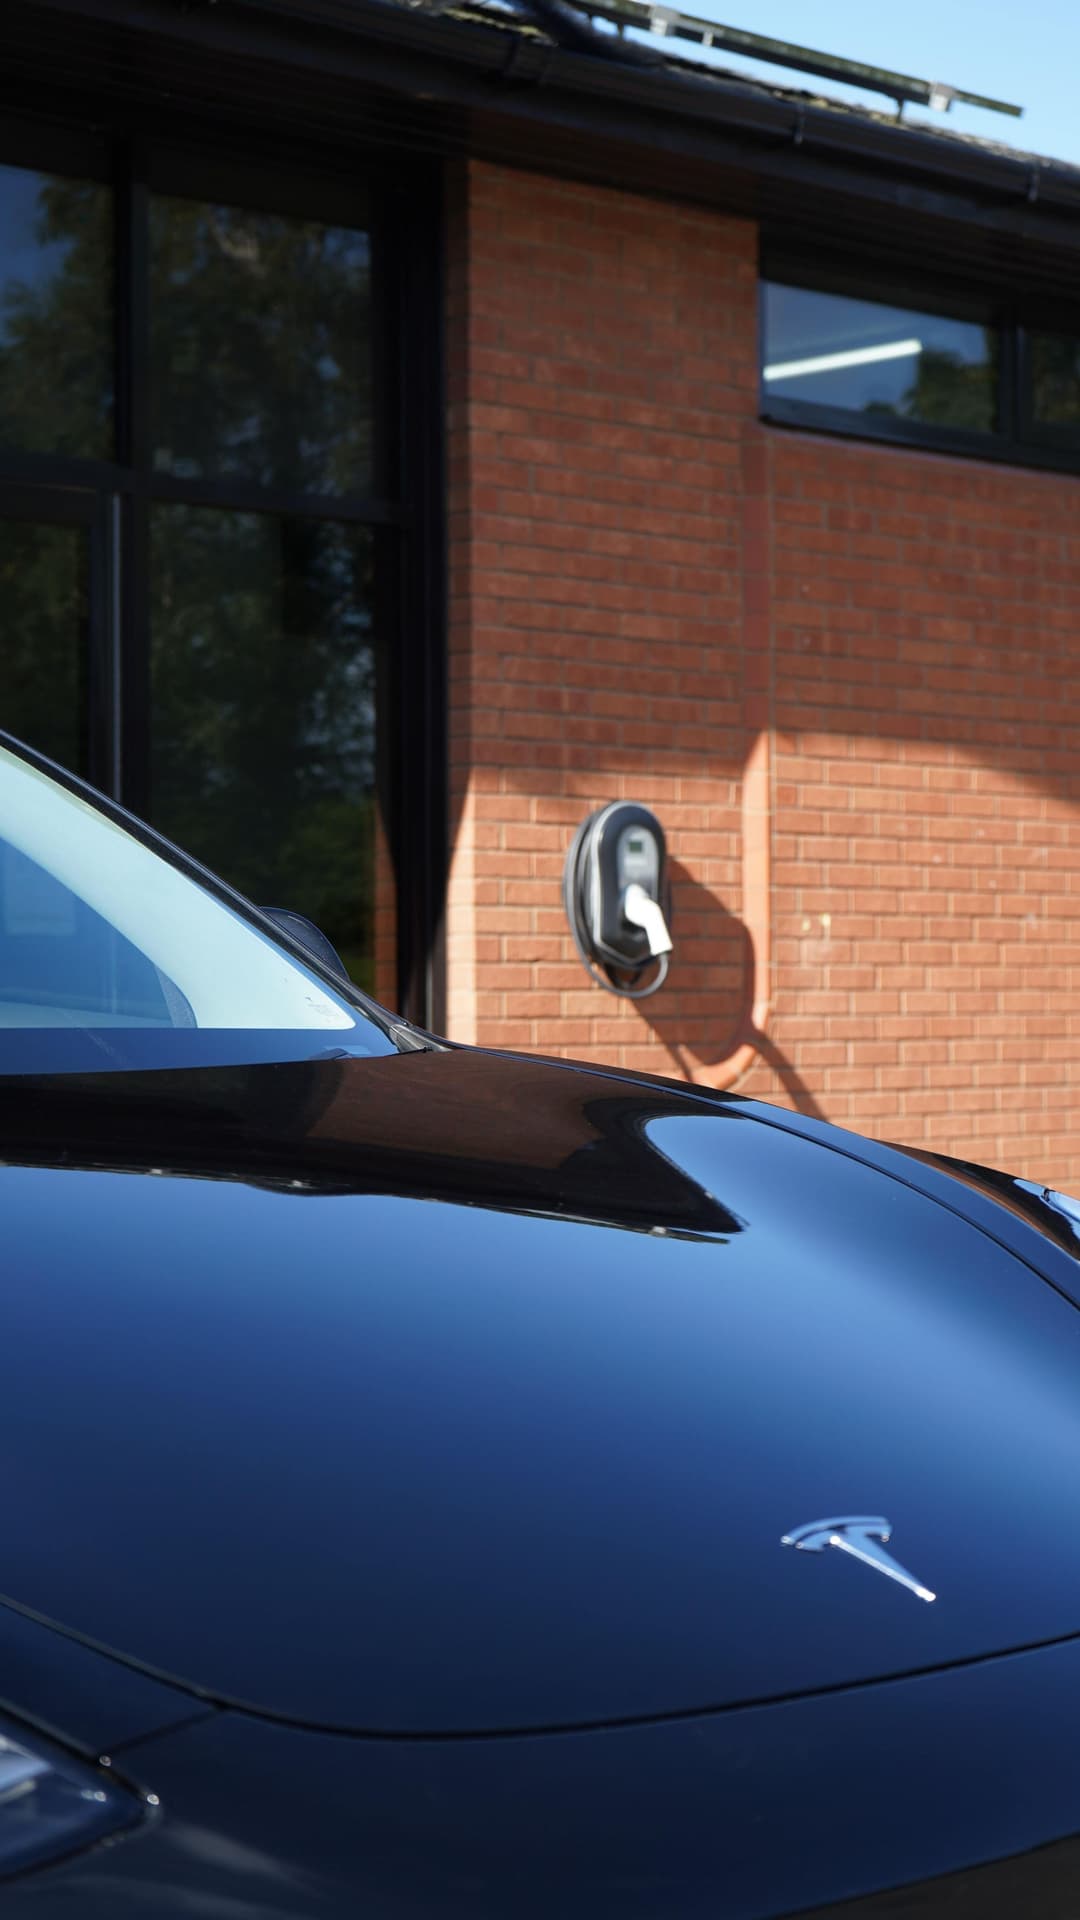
[0,113,445,1030]
[760,243,1080,478]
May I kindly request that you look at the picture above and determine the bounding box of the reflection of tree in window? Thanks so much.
[0,173,112,459]
[905,342,997,432]
[1032,334,1080,427]
[150,510,377,991]
[0,523,88,776]
[864,337,997,434]
[150,199,372,494]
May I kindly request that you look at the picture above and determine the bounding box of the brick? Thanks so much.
[441,159,1080,1186]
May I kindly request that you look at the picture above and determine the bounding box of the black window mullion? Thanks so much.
[118,143,150,817]
[145,472,408,526]
[368,181,398,509]
[0,452,127,493]
[997,312,1021,443]
[388,157,446,1030]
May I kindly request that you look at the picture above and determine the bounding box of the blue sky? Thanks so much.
[654,2,1079,167]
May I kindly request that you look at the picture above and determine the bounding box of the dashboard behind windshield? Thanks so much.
[0,742,394,1073]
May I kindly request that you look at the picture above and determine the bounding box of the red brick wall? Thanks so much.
[446,159,755,1069]
[446,157,1080,1189]
[767,435,1080,1182]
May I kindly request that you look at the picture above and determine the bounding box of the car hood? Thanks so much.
[3,1049,1080,1734]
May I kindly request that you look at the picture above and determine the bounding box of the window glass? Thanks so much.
[149,195,372,494]
[0,163,112,459]
[0,838,181,1028]
[0,519,88,777]
[0,743,390,1063]
[763,283,998,434]
[149,507,377,992]
[1030,331,1080,431]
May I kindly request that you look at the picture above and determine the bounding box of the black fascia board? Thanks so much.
[19,0,1080,264]
[227,0,1080,204]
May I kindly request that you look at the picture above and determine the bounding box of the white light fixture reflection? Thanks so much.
[763,337,923,382]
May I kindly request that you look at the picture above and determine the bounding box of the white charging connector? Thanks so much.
[562,804,673,1000]
[622,882,673,959]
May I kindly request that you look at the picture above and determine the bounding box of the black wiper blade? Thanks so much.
[386,1021,447,1054]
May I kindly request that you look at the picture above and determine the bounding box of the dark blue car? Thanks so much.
[1,730,1080,1917]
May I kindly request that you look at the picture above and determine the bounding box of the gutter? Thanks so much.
[223,0,1080,218]
[28,0,1080,240]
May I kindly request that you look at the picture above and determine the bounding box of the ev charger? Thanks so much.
[563,802,673,999]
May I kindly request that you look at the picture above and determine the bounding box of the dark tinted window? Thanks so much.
[763,284,998,434]
[1030,330,1080,431]
[0,519,88,776]
[0,144,404,1021]
[149,506,377,990]
[149,194,372,494]
[0,163,112,459]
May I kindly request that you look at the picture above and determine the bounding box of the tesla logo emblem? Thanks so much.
[782,1516,936,1604]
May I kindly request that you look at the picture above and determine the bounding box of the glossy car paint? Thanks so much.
[5,1046,1080,1912]
[11,1635,1080,1919]
[2,1047,1080,1733]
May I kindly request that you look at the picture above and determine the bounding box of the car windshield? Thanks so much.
[0,741,395,1074]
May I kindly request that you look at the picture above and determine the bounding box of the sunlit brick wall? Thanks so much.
[765,435,1080,1181]
[445,159,754,1077]
[446,156,1080,1187]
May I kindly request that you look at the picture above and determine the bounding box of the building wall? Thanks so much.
[768,435,1080,1181]
[445,160,756,1063]
[446,157,1080,1189]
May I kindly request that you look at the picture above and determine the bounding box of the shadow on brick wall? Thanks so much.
[643,861,828,1123]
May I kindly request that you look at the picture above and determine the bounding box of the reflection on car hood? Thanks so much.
[2,1049,1080,1734]
[891,1139,1080,1266]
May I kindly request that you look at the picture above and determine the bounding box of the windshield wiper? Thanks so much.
[386,1020,446,1054]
